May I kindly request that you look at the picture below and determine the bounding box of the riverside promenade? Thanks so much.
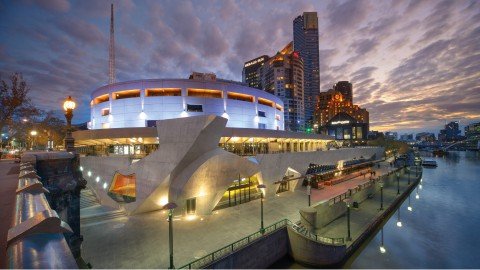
[81,158,400,268]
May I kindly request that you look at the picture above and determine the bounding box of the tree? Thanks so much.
[0,73,40,137]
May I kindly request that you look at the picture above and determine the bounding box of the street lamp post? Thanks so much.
[257,184,266,234]
[30,130,38,150]
[307,175,312,207]
[379,181,384,210]
[63,96,76,152]
[396,171,400,195]
[163,202,178,269]
[345,198,352,241]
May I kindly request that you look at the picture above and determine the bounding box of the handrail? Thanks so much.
[178,218,344,269]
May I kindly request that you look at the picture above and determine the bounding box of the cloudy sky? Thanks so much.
[1,0,479,134]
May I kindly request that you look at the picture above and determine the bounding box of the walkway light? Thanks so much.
[163,202,178,269]
[307,175,312,207]
[379,180,384,210]
[257,184,266,234]
[63,96,76,152]
[345,198,352,241]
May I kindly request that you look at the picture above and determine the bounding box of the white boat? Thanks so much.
[422,160,438,167]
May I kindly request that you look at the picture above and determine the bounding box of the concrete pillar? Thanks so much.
[300,207,317,231]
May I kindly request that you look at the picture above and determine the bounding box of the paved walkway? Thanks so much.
[315,168,418,245]
[81,160,400,268]
[0,160,20,268]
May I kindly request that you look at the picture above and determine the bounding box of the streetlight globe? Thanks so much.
[379,245,386,254]
[415,193,420,199]
[30,130,38,136]
[407,206,413,211]
[63,96,76,111]
[396,221,402,227]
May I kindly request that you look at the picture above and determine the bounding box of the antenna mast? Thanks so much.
[109,3,115,84]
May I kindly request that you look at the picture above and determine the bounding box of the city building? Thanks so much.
[314,87,369,140]
[438,121,461,142]
[89,72,284,130]
[399,133,414,141]
[242,55,269,90]
[333,81,353,104]
[415,132,436,142]
[465,122,480,138]
[367,130,383,140]
[259,42,305,132]
[384,132,398,140]
[293,12,320,130]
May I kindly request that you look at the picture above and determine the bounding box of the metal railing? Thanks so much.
[291,222,345,245]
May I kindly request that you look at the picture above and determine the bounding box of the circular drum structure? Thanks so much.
[90,79,285,130]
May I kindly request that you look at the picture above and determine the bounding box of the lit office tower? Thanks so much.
[260,42,305,132]
[293,12,320,130]
[333,81,353,103]
[242,55,269,90]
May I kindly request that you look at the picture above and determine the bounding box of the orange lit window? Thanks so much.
[113,89,140,100]
[258,97,274,107]
[146,88,181,97]
[108,172,136,203]
[101,108,110,116]
[187,88,223,98]
[227,92,254,102]
[93,94,109,105]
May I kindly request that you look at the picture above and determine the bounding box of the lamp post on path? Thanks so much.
[163,202,178,269]
[257,184,266,234]
[396,171,400,195]
[379,181,384,210]
[307,175,312,207]
[345,198,352,241]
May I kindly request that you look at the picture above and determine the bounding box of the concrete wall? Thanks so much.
[287,226,346,267]
[206,228,289,269]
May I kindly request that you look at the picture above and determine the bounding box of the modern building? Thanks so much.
[314,87,369,140]
[242,55,269,90]
[259,42,305,132]
[464,122,480,150]
[293,12,320,130]
[438,121,461,142]
[415,132,435,142]
[333,81,353,104]
[399,133,414,142]
[384,132,398,140]
[89,72,284,130]
[367,130,383,140]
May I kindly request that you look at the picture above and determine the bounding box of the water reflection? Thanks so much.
[348,151,480,268]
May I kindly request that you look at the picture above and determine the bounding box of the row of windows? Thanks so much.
[92,88,283,111]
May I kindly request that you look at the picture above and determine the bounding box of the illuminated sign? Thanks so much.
[244,58,265,68]
[331,120,350,125]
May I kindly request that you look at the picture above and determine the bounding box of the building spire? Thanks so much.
[109,3,115,85]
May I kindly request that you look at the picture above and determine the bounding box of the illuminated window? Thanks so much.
[258,97,274,107]
[101,108,110,116]
[146,88,181,97]
[227,92,254,102]
[187,104,203,112]
[93,94,109,105]
[113,89,140,100]
[108,172,136,203]
[102,123,110,129]
[187,88,223,98]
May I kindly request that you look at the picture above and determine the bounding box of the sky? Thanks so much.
[0,0,479,135]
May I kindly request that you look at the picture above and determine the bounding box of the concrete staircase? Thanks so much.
[80,188,127,225]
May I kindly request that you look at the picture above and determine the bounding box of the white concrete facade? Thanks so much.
[78,115,383,216]
[90,79,285,130]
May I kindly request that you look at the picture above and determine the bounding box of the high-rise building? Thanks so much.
[438,121,461,142]
[293,12,320,130]
[333,81,352,103]
[259,42,305,132]
[242,55,269,90]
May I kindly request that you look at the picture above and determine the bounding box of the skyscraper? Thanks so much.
[242,55,269,89]
[293,12,320,130]
[260,42,305,132]
[333,81,352,103]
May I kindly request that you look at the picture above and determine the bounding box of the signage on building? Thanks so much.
[331,120,350,125]
[244,58,265,68]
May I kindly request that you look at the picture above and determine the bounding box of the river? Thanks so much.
[273,151,480,268]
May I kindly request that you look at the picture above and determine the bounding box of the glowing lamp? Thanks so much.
[63,96,76,111]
